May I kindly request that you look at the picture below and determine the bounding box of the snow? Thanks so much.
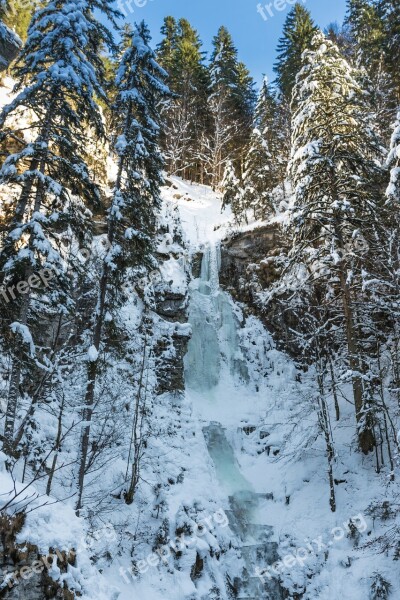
[159,256,187,294]
[87,345,98,362]
[10,322,35,356]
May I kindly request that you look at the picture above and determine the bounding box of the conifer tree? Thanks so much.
[157,17,210,181]
[387,109,400,203]
[0,0,119,455]
[289,31,385,454]
[345,0,385,71]
[378,0,400,100]
[221,160,244,223]
[208,26,255,186]
[2,1,47,41]
[157,16,178,74]
[345,0,394,139]
[242,79,286,219]
[76,21,170,512]
[274,3,317,101]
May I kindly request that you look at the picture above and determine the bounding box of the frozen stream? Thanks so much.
[184,245,283,600]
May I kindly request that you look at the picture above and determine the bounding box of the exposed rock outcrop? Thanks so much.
[219,224,301,357]
[0,515,74,599]
[0,23,21,72]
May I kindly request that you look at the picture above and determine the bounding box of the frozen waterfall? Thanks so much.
[184,244,283,600]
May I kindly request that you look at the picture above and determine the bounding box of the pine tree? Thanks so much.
[157,16,178,75]
[274,3,317,101]
[378,0,400,101]
[242,79,287,220]
[0,0,119,456]
[387,109,400,203]
[345,0,395,141]
[289,31,385,454]
[76,21,170,513]
[157,17,210,181]
[235,61,257,174]
[208,26,255,186]
[345,0,385,70]
[221,160,244,223]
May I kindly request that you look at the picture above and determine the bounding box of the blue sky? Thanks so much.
[119,0,348,84]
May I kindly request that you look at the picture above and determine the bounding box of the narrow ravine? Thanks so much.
[185,244,283,599]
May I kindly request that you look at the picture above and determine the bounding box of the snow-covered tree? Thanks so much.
[345,0,384,70]
[274,3,317,101]
[379,0,400,99]
[76,21,170,513]
[221,160,244,223]
[387,109,400,203]
[289,31,385,454]
[0,0,119,455]
[242,79,287,220]
[157,17,210,181]
[208,26,255,187]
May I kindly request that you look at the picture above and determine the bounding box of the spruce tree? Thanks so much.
[378,0,400,100]
[274,3,317,101]
[221,160,244,223]
[209,26,255,186]
[0,0,119,455]
[345,0,395,141]
[157,16,178,74]
[157,17,210,181]
[76,21,170,513]
[235,61,257,173]
[387,109,400,203]
[345,0,385,70]
[289,31,385,454]
[242,79,286,219]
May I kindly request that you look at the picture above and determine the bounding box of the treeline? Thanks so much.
[155,18,257,187]
[155,2,399,223]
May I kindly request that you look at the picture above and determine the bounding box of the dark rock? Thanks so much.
[219,224,303,358]
[0,23,22,72]
[154,323,191,395]
[191,251,203,279]
[154,289,189,323]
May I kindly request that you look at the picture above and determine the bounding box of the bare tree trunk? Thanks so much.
[328,355,340,421]
[317,363,336,513]
[338,266,375,454]
[75,261,109,515]
[46,392,65,496]
[75,103,130,513]
[125,332,150,505]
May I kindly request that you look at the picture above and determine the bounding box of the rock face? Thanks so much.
[0,515,74,599]
[0,23,22,71]
[219,224,300,357]
[220,224,285,297]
